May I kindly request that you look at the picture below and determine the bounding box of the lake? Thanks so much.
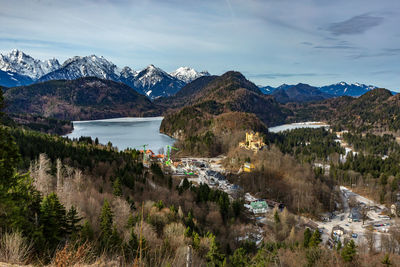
[65,117,175,152]
[268,122,330,133]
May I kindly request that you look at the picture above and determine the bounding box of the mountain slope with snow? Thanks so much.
[0,49,212,98]
[170,67,210,83]
[0,69,34,87]
[319,82,377,97]
[0,49,60,79]
[133,65,184,99]
[39,55,120,82]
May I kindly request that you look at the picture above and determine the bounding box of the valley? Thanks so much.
[1,54,400,267]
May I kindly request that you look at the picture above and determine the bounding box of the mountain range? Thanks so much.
[0,49,388,102]
[0,49,209,99]
[260,82,378,99]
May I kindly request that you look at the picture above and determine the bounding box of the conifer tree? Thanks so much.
[99,199,121,252]
[303,228,311,248]
[229,247,249,267]
[381,253,392,267]
[80,220,94,242]
[336,239,342,251]
[274,210,280,225]
[341,240,357,262]
[193,231,200,250]
[206,233,225,267]
[100,199,113,243]
[66,205,82,238]
[39,193,67,249]
[112,178,122,197]
[309,229,322,247]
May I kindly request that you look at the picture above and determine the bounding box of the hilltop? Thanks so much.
[160,71,289,156]
[4,77,161,121]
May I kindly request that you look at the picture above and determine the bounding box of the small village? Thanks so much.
[138,129,400,252]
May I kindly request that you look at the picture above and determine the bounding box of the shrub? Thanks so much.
[0,231,32,264]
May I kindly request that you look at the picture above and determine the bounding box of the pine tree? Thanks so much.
[303,228,311,248]
[66,205,82,238]
[381,254,392,266]
[206,233,225,267]
[39,193,67,249]
[229,247,249,267]
[309,230,322,247]
[112,178,122,197]
[193,231,200,250]
[274,210,280,224]
[109,226,122,250]
[80,220,94,242]
[128,227,139,251]
[99,199,114,245]
[0,127,38,233]
[336,239,342,251]
[341,240,357,262]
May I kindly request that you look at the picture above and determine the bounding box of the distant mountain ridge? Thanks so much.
[270,83,333,103]
[318,82,377,97]
[260,82,379,99]
[0,49,210,99]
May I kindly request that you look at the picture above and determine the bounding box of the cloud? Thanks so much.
[350,48,400,59]
[314,45,356,50]
[248,72,336,79]
[327,14,384,35]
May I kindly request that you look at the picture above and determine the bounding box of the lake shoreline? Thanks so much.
[65,116,175,152]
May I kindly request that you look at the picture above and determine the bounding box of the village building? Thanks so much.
[239,131,266,152]
[250,200,268,214]
[348,207,362,222]
[332,225,345,239]
[244,162,255,172]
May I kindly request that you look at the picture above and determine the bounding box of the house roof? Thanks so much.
[251,201,267,209]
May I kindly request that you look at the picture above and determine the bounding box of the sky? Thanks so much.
[0,0,399,90]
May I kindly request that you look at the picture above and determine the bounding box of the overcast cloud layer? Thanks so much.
[0,0,399,90]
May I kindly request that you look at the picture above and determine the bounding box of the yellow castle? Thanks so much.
[239,131,266,152]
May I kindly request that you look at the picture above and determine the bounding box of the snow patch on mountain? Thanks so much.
[40,55,120,82]
[0,49,211,99]
[0,49,60,79]
[170,67,210,83]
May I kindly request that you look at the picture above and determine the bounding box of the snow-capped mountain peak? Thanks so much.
[0,49,212,100]
[0,49,60,79]
[40,54,120,82]
[170,66,210,83]
[133,64,185,99]
[120,66,137,78]
[319,82,377,97]
[136,64,172,87]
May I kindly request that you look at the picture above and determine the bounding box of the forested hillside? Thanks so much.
[287,88,400,133]
[4,77,161,121]
[160,71,289,156]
